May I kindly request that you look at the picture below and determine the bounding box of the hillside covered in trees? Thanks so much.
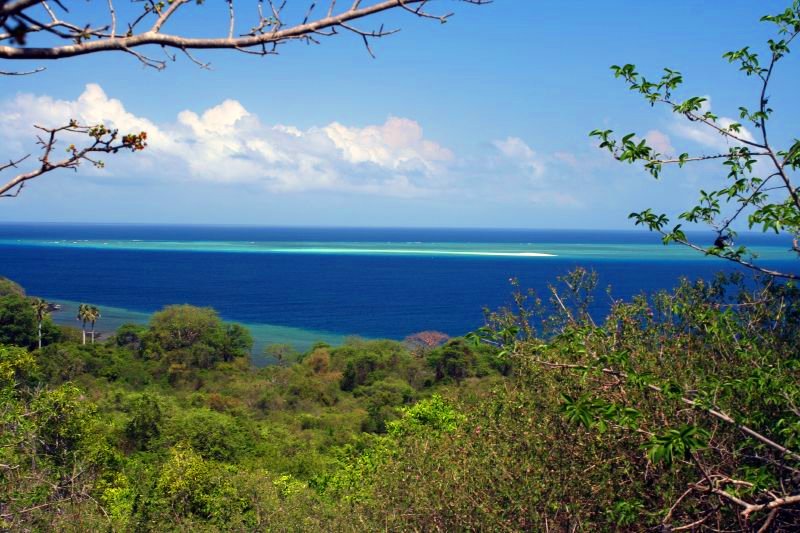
[2,269,799,531]
[2,1,800,531]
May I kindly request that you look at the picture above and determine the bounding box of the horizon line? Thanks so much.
[0,220,769,235]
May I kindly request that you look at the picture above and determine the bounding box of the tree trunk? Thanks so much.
[38,321,42,349]
[91,324,95,344]
[82,328,86,345]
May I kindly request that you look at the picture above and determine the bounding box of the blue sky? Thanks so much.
[1,0,798,228]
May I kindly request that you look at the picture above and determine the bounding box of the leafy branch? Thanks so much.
[590,1,800,279]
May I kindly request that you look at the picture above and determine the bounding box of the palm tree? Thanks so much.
[77,303,90,345]
[88,305,101,344]
[31,297,49,349]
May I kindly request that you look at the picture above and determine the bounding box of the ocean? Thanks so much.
[0,223,795,364]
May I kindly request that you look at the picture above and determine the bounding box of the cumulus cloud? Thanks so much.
[493,136,546,178]
[0,84,162,154]
[487,136,581,207]
[0,84,452,197]
[0,84,593,209]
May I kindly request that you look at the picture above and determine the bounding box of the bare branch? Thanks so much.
[652,151,771,165]
[150,0,188,33]
[0,0,46,18]
[0,154,31,173]
[121,44,166,70]
[398,0,453,23]
[107,0,116,39]
[227,0,235,39]
[0,0,490,65]
[0,122,147,198]
[181,46,211,69]
[0,66,43,75]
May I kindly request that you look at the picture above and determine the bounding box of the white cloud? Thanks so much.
[0,84,163,155]
[493,136,545,178]
[0,84,452,197]
[644,129,674,155]
[486,136,582,207]
[325,117,453,171]
[0,85,592,210]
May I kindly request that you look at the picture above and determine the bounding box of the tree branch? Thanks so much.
[0,0,490,66]
[0,122,147,198]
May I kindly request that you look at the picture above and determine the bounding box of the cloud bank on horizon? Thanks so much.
[0,83,595,205]
[2,84,452,197]
[0,82,766,226]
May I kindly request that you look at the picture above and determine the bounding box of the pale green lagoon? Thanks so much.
[1,238,794,261]
[47,298,348,365]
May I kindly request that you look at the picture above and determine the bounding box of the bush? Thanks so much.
[166,408,253,462]
[0,294,60,349]
[0,276,25,297]
[125,393,163,450]
[141,305,252,370]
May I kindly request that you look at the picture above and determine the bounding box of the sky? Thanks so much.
[0,0,798,229]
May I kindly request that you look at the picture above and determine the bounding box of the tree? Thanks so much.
[0,0,488,197]
[0,293,37,348]
[591,2,800,280]
[0,123,147,197]
[30,297,48,349]
[124,393,162,450]
[77,303,91,345]
[113,322,147,351]
[462,268,800,531]
[264,343,300,365]
[403,330,450,356]
[87,305,101,344]
[220,323,253,363]
[427,339,477,384]
[143,304,252,369]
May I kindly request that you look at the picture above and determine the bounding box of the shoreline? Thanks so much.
[45,298,349,365]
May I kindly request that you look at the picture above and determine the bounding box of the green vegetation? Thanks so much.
[1,4,799,531]
[2,264,799,530]
[591,2,800,280]
[0,281,506,530]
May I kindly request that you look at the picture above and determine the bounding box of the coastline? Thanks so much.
[46,298,349,365]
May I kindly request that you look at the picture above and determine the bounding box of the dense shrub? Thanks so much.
[5,268,799,531]
[0,293,60,349]
[0,276,24,297]
[141,305,253,369]
[344,272,800,531]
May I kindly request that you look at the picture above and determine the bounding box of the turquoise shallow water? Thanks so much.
[2,225,796,366]
[0,238,793,261]
[47,298,348,364]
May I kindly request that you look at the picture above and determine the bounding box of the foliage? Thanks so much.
[422,270,800,531]
[3,261,800,530]
[141,304,253,371]
[403,330,450,356]
[0,276,24,297]
[591,1,800,280]
[124,393,163,450]
[0,293,60,349]
[0,276,505,530]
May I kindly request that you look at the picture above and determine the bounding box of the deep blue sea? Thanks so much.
[0,223,795,363]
